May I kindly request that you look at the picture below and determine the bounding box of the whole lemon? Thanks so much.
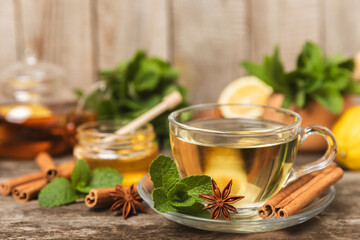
[332,105,360,170]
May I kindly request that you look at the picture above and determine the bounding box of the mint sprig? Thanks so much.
[242,42,360,114]
[149,155,212,218]
[38,160,123,207]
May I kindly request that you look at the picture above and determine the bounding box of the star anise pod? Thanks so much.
[110,184,146,219]
[199,179,244,220]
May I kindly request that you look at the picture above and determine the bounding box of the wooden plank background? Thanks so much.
[0,0,359,103]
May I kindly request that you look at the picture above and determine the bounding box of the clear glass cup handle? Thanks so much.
[289,125,337,181]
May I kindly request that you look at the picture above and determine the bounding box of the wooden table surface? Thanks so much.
[1,155,360,240]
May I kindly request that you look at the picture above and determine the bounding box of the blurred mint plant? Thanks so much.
[241,42,360,114]
[78,50,188,148]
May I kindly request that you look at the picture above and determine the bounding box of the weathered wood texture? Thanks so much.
[15,0,96,88]
[1,156,359,239]
[96,0,170,69]
[0,0,360,103]
[249,0,322,70]
[171,0,249,103]
[323,0,360,56]
[0,0,16,69]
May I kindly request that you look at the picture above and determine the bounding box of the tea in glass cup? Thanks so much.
[169,104,336,216]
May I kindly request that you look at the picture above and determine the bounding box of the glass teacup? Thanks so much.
[168,104,336,216]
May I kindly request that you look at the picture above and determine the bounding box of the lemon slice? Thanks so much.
[0,103,52,123]
[218,76,273,118]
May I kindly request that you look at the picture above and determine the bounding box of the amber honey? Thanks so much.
[74,121,158,186]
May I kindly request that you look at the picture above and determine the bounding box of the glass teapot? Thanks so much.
[0,49,95,159]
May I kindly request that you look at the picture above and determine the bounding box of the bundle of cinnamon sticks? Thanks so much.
[258,162,343,219]
[0,152,74,202]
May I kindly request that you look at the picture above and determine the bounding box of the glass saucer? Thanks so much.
[138,174,335,233]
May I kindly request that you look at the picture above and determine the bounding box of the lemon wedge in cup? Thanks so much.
[218,76,273,118]
[203,148,248,195]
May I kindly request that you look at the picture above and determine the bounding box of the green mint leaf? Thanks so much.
[76,168,123,193]
[38,178,77,207]
[75,192,88,200]
[134,60,161,92]
[242,47,285,93]
[241,61,274,87]
[178,175,212,202]
[325,66,351,90]
[124,50,146,81]
[161,67,179,83]
[149,155,179,191]
[175,202,210,218]
[297,42,323,69]
[344,81,360,94]
[338,58,354,71]
[313,87,343,114]
[295,89,306,109]
[152,187,176,213]
[264,46,285,89]
[281,93,294,109]
[71,159,92,189]
[167,182,196,207]
[304,75,323,93]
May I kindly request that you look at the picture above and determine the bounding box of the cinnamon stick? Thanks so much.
[275,167,343,218]
[0,171,42,196]
[0,161,74,196]
[12,179,48,202]
[11,161,74,202]
[274,164,336,213]
[35,152,58,182]
[57,161,75,179]
[258,162,337,219]
[85,188,116,209]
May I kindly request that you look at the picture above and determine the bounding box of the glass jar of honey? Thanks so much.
[73,121,158,185]
[0,49,96,159]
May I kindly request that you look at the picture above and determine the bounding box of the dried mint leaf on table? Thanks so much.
[82,50,188,148]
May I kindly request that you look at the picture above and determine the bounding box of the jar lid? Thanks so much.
[0,49,65,102]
